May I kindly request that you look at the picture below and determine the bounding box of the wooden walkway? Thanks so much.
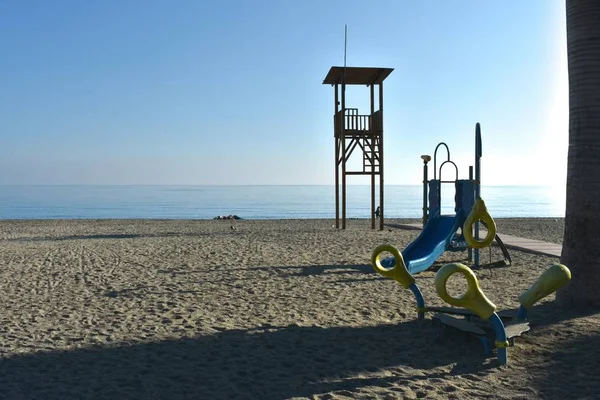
[391,223,562,258]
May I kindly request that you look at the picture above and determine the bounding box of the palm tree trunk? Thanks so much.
[556,0,600,307]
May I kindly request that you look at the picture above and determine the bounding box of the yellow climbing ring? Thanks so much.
[495,340,510,349]
[464,198,497,249]
[371,244,415,289]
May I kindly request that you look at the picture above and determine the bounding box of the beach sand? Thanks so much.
[0,218,596,399]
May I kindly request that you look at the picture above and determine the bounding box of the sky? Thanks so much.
[0,0,568,187]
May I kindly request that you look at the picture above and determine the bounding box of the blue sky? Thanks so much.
[0,0,567,186]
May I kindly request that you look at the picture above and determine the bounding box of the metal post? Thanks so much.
[421,155,431,227]
[370,84,376,229]
[341,81,347,229]
[474,123,482,268]
[378,83,384,231]
[334,84,340,229]
[468,166,474,263]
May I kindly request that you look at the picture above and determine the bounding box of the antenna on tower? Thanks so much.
[342,24,348,98]
[344,24,348,69]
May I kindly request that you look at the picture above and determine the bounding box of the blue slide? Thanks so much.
[382,213,464,274]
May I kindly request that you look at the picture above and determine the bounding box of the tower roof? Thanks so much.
[322,66,394,85]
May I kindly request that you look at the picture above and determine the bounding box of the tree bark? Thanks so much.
[556,0,600,307]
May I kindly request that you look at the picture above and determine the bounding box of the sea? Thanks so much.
[0,185,565,220]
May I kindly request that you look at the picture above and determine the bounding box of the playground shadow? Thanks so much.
[286,263,375,277]
[159,263,377,279]
[0,321,499,400]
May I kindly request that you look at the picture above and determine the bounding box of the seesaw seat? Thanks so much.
[433,313,486,335]
[433,313,530,356]
[427,306,516,321]
[433,313,530,339]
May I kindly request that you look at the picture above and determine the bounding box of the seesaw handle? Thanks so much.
[518,264,571,310]
[436,263,509,365]
[464,199,496,249]
[372,245,425,320]
[435,263,497,320]
[371,244,415,289]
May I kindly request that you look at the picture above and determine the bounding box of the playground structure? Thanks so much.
[323,66,394,230]
[368,123,572,364]
[371,242,571,365]
[378,123,511,275]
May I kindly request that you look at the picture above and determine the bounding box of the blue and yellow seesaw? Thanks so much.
[371,199,571,366]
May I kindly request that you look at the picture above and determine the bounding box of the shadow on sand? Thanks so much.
[6,232,232,242]
[1,321,497,400]
[518,302,600,399]
[159,263,378,279]
[534,327,600,399]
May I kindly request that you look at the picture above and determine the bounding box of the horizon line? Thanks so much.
[0,183,563,187]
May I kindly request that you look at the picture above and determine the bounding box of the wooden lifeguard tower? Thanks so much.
[323,66,394,230]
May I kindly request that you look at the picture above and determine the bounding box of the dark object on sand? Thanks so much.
[214,215,242,220]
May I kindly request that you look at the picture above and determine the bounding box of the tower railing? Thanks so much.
[334,108,381,135]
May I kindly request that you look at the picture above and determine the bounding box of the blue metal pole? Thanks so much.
[488,313,508,365]
[516,305,528,320]
[408,283,426,320]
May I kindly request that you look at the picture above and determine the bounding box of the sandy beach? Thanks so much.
[0,217,597,400]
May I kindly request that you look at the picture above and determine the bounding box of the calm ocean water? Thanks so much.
[0,185,565,220]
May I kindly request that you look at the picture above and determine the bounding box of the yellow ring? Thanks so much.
[464,199,497,248]
[435,263,479,306]
[371,244,415,289]
[435,263,496,320]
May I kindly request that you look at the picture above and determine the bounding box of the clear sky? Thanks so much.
[0,0,567,186]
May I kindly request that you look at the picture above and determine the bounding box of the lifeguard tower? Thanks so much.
[323,66,394,230]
